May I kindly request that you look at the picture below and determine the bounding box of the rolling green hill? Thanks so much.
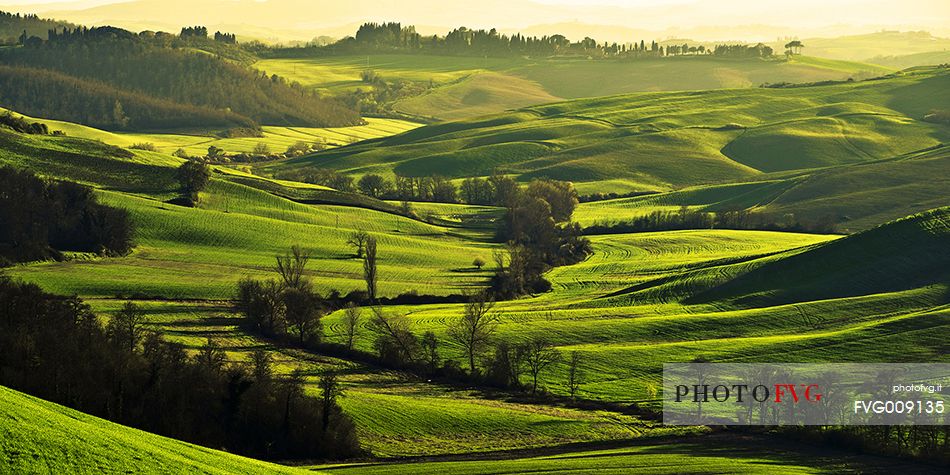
[268,67,949,198]
[316,434,939,475]
[691,207,950,307]
[0,125,493,299]
[2,106,420,156]
[0,385,307,474]
[255,54,893,121]
[394,71,562,121]
[2,55,949,472]
[779,31,950,63]
[575,144,950,232]
[869,51,950,69]
[0,28,361,129]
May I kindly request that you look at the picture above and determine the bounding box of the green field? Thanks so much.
[0,385,307,474]
[8,380,935,475]
[780,31,950,63]
[870,51,950,70]
[268,66,950,223]
[254,54,893,120]
[7,108,421,157]
[6,120,948,408]
[574,143,950,231]
[316,434,941,475]
[2,59,949,472]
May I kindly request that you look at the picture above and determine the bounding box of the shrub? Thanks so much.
[129,142,157,151]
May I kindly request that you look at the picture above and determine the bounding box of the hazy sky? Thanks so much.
[4,0,949,41]
[13,0,948,26]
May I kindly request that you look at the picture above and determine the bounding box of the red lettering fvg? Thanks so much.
[774,384,822,403]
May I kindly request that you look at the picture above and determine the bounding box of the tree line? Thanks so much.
[292,171,549,209]
[0,10,73,45]
[278,171,592,296]
[169,140,330,166]
[1,25,361,129]
[583,208,838,235]
[0,275,360,460]
[0,167,133,265]
[271,22,774,60]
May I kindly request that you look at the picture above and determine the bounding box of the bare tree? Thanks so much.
[342,303,361,350]
[367,306,417,364]
[420,331,440,369]
[107,301,147,353]
[487,341,525,388]
[250,349,273,384]
[347,229,370,258]
[447,291,497,374]
[523,338,561,394]
[363,236,378,301]
[318,369,344,430]
[283,287,321,344]
[567,351,582,399]
[275,244,310,290]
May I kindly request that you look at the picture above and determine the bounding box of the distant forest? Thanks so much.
[0,65,256,130]
[0,17,362,130]
[271,22,774,59]
[0,11,73,44]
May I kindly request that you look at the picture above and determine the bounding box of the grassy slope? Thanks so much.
[255,54,892,120]
[0,386,307,475]
[869,51,950,69]
[574,144,950,232]
[3,77,949,468]
[3,107,420,156]
[691,207,950,306]
[0,122,663,457]
[781,31,950,63]
[316,434,939,475]
[343,210,948,402]
[0,128,495,299]
[0,124,830,457]
[83,299,664,458]
[394,72,562,121]
[268,67,949,195]
[513,55,890,99]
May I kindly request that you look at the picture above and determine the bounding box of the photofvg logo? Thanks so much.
[674,382,823,404]
[662,363,950,426]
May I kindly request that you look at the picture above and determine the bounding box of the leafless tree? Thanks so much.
[447,291,497,374]
[523,338,561,394]
[107,301,147,353]
[283,287,320,344]
[275,244,310,290]
[318,369,344,430]
[567,351,582,399]
[342,303,361,350]
[363,236,378,301]
[367,306,417,364]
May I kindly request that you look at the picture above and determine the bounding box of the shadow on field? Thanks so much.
[326,433,945,474]
[540,433,942,474]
